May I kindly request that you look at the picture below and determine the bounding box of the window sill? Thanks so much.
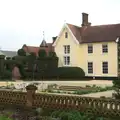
[88,52,93,54]
[101,52,108,55]
[63,65,71,67]
[64,53,70,55]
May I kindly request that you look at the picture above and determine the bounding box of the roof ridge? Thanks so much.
[90,23,120,27]
[65,22,120,43]
[66,23,80,28]
[27,45,39,48]
[67,22,120,28]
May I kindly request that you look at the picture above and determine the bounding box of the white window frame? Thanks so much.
[64,45,70,54]
[64,56,70,66]
[102,44,108,53]
[102,62,108,74]
[88,45,93,53]
[88,62,93,74]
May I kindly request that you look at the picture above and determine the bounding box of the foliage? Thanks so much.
[51,110,107,120]
[14,56,27,62]
[11,57,15,60]
[57,67,85,79]
[112,78,120,99]
[17,49,26,56]
[29,52,36,58]
[48,86,113,95]
[34,57,58,73]
[38,49,47,57]
[6,57,11,60]
[73,86,112,95]
[23,66,85,80]
[3,70,12,79]
[0,115,12,120]
[48,51,57,57]
[15,63,25,78]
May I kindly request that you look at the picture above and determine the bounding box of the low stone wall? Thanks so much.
[0,90,26,106]
[0,85,119,118]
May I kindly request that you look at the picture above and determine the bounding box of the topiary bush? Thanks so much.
[17,49,26,56]
[57,67,85,79]
[48,51,57,57]
[22,67,85,80]
[2,70,12,80]
[6,57,11,60]
[38,49,47,57]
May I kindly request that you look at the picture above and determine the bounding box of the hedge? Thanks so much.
[56,67,85,79]
[35,57,58,72]
[14,56,28,62]
[2,70,12,79]
[23,67,85,80]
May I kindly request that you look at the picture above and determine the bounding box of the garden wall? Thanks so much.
[0,85,119,118]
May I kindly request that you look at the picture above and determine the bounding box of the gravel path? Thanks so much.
[0,80,113,87]
[0,80,114,98]
[80,90,114,98]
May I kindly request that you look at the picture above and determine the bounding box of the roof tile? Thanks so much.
[67,23,120,43]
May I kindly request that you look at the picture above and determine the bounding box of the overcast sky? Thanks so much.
[0,0,120,51]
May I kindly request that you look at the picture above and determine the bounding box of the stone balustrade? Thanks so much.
[0,90,26,106]
[0,85,119,117]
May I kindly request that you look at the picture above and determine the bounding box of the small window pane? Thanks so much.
[88,45,93,53]
[65,32,68,38]
[102,44,108,53]
[88,62,93,73]
[64,45,70,54]
[64,56,70,65]
[102,62,108,74]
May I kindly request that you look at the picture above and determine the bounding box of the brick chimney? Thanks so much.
[81,13,91,27]
[52,36,57,43]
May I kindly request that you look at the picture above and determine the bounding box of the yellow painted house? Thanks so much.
[53,13,120,78]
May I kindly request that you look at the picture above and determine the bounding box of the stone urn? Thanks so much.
[26,84,37,91]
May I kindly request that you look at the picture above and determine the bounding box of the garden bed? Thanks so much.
[45,84,114,95]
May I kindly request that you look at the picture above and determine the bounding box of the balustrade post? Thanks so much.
[26,85,37,107]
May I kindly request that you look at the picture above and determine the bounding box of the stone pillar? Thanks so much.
[0,55,5,78]
[26,84,37,107]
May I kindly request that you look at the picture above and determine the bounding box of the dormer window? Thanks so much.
[65,32,68,38]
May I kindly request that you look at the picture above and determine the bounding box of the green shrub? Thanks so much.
[3,70,12,79]
[17,49,26,56]
[15,63,25,78]
[85,85,91,88]
[0,115,12,120]
[30,52,36,57]
[57,67,85,79]
[48,51,57,57]
[51,110,90,120]
[112,78,120,99]
[35,57,58,72]
[12,57,15,60]
[38,49,47,57]
[14,56,27,61]
[23,67,85,80]
[6,57,11,60]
